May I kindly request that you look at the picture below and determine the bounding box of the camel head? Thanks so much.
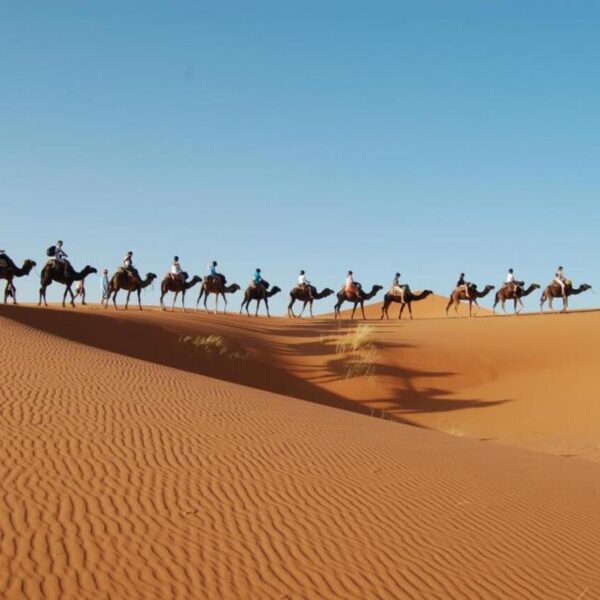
[580,283,592,292]
[321,288,335,298]
[269,286,282,296]
[483,285,495,292]
[146,272,158,282]
[24,259,37,270]
[190,275,203,284]
[83,266,98,276]
[227,283,241,293]
[422,289,434,297]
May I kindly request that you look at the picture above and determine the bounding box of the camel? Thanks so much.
[380,288,433,320]
[196,275,241,314]
[493,282,540,315]
[159,272,202,312]
[38,261,97,308]
[288,285,335,318]
[445,284,495,317]
[106,269,157,310]
[333,284,384,320]
[540,281,592,313]
[0,258,37,304]
[240,281,282,317]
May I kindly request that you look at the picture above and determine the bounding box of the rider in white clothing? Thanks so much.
[171,256,182,279]
[505,268,518,294]
[555,266,567,297]
[298,270,312,298]
[391,272,406,302]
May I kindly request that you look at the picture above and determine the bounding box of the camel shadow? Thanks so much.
[0,305,511,429]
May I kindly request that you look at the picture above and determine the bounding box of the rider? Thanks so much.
[171,256,184,281]
[555,266,567,298]
[345,271,362,296]
[123,251,141,281]
[391,272,406,302]
[54,240,72,277]
[208,260,218,281]
[298,269,313,299]
[457,272,472,300]
[505,268,518,294]
[252,268,263,288]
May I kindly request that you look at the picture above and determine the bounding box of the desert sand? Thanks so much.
[1,301,600,599]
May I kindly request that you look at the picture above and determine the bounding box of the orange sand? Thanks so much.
[1,303,600,598]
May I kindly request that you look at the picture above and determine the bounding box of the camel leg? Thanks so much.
[265,297,271,317]
[350,303,357,320]
[287,298,295,318]
[204,291,209,312]
[299,301,308,318]
[309,301,314,318]
[516,298,523,315]
[254,298,260,317]
[360,301,366,320]
[40,285,48,307]
[445,298,453,317]
[214,293,219,315]
[196,288,204,312]
[334,300,342,319]
[124,291,131,310]
[172,291,178,311]
[221,292,227,315]
[562,296,568,313]
[137,289,142,310]
[160,291,167,311]
[112,290,119,310]
[181,291,186,313]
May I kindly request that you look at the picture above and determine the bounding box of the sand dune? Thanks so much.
[2,305,600,598]
[3,302,599,461]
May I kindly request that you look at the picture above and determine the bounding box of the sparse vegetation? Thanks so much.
[327,324,379,379]
[178,334,251,362]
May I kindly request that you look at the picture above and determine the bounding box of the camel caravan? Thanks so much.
[0,245,593,318]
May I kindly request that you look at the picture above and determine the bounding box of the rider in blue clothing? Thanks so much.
[252,268,263,287]
[209,261,218,278]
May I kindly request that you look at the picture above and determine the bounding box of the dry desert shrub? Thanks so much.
[331,324,378,379]
[179,334,250,362]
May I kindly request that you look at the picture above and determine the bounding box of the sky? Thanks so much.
[2,1,600,313]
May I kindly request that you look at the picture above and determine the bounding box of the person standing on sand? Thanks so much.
[101,268,109,304]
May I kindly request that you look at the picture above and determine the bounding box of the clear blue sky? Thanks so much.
[2,1,599,313]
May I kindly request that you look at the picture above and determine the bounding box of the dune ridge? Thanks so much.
[1,310,600,598]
